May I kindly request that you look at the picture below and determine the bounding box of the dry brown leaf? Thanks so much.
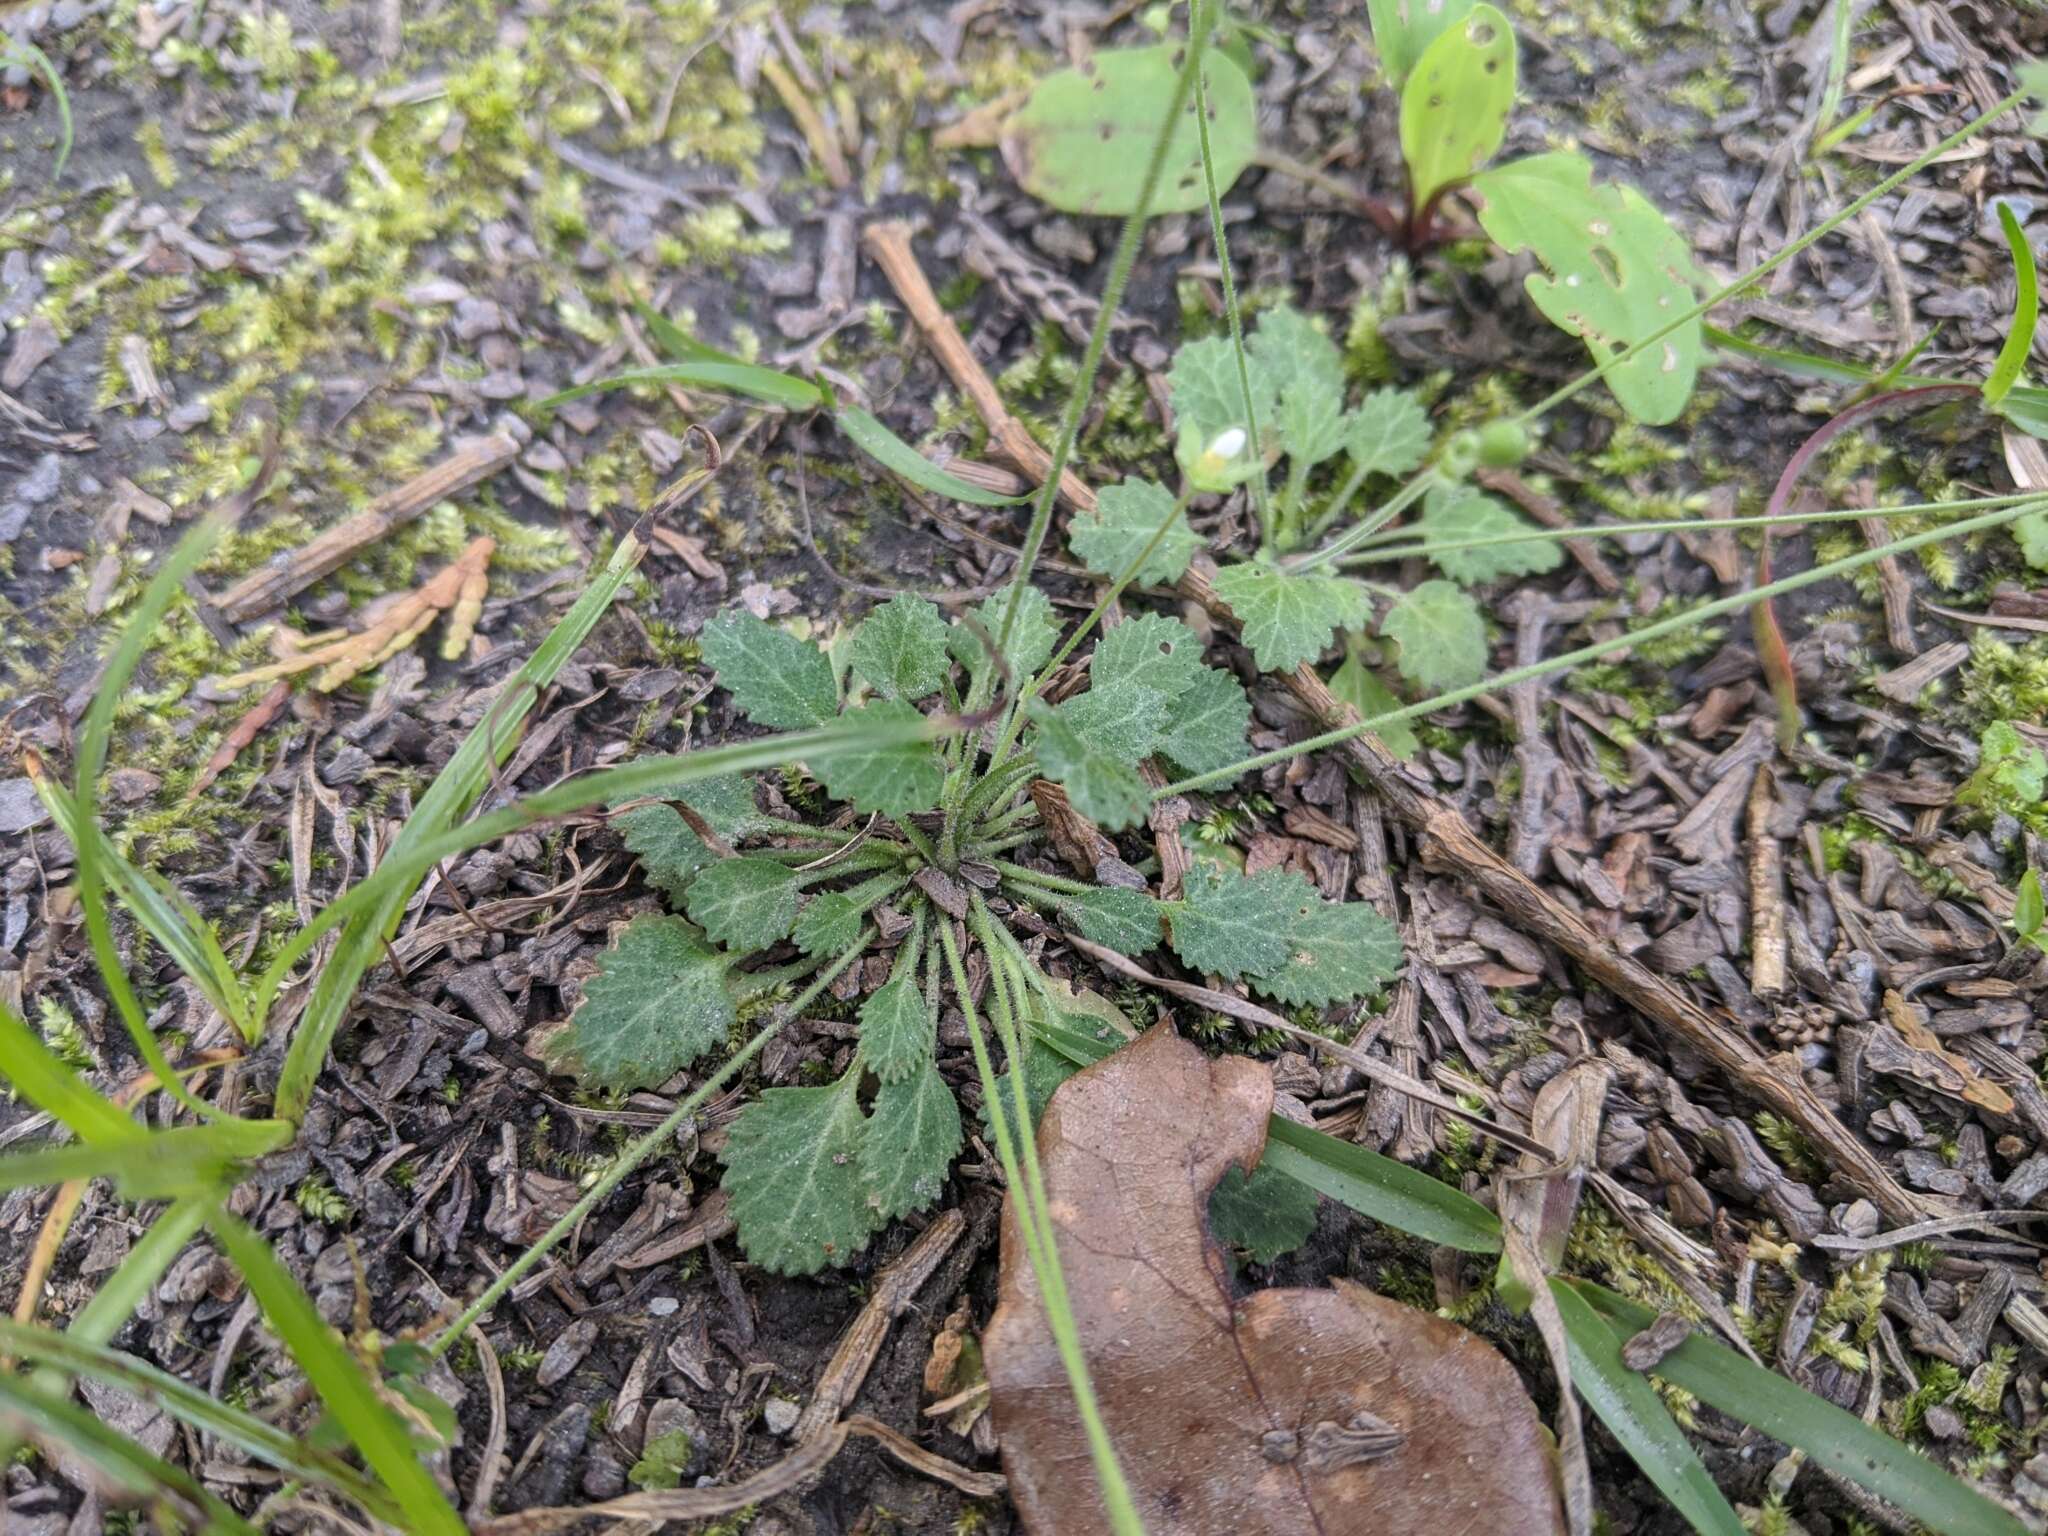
[984,1024,1565,1536]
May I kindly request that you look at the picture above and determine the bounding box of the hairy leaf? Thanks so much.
[1028,698,1154,832]
[1418,487,1563,583]
[862,1059,962,1222]
[684,857,800,951]
[790,888,867,959]
[953,583,1060,685]
[1057,887,1164,956]
[1382,579,1487,692]
[1211,560,1372,673]
[1329,653,1420,760]
[1208,1161,1320,1263]
[1167,865,1311,981]
[814,700,944,816]
[1171,334,1277,453]
[1471,151,1702,425]
[1344,387,1432,479]
[859,972,933,1083]
[700,609,837,729]
[1057,681,1169,765]
[850,595,951,701]
[1254,901,1404,1007]
[1003,45,1257,216]
[1070,478,1205,586]
[1251,308,1347,469]
[1093,613,1206,701]
[552,916,735,1090]
[1400,4,1516,212]
[2015,509,2048,571]
[721,1076,877,1274]
[1157,666,1252,777]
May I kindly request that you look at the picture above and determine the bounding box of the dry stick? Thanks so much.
[213,432,519,622]
[866,231,1932,1228]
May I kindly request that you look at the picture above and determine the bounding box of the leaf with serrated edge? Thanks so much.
[862,1060,962,1222]
[1329,653,1420,761]
[814,700,944,816]
[859,972,933,1082]
[1070,479,1205,586]
[2016,510,2048,571]
[1092,613,1205,700]
[1166,865,1312,981]
[1344,388,1432,479]
[1211,561,1373,673]
[1418,487,1563,584]
[550,916,735,1090]
[721,1076,877,1274]
[952,583,1060,684]
[1252,308,1348,470]
[1254,901,1404,1007]
[1383,579,1488,692]
[1208,1161,1320,1263]
[1028,699,1153,832]
[614,776,772,902]
[1157,666,1251,778]
[1057,680,1168,762]
[850,595,950,701]
[1170,335,1277,452]
[791,889,868,959]
[1057,887,1163,955]
[684,857,799,951]
[700,609,837,729]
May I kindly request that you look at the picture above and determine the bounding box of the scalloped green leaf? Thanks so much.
[614,775,772,902]
[2015,509,2048,571]
[1382,579,1488,692]
[1166,865,1312,981]
[952,583,1060,686]
[791,889,865,959]
[1253,901,1404,1007]
[814,700,944,816]
[1211,560,1373,673]
[1157,666,1251,777]
[1252,307,1348,470]
[700,610,837,729]
[858,972,933,1083]
[1170,334,1277,453]
[1056,887,1163,956]
[1093,613,1206,701]
[1344,388,1432,479]
[721,1076,877,1275]
[1070,478,1204,586]
[1056,680,1169,762]
[1028,696,1154,832]
[850,595,951,701]
[1418,487,1564,584]
[549,916,735,1091]
[1004,45,1257,216]
[1329,653,1420,761]
[1208,1161,1320,1263]
[684,857,800,951]
[1471,150,1702,425]
[861,1059,962,1223]
[1400,4,1516,213]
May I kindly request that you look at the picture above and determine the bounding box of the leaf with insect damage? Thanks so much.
[700,609,837,729]
[720,1072,877,1275]
[1366,0,1477,88]
[1381,579,1487,692]
[1070,478,1205,586]
[1211,560,1372,673]
[684,857,801,951]
[550,916,736,1091]
[1092,613,1207,700]
[1400,4,1516,215]
[861,1058,962,1223]
[851,595,952,701]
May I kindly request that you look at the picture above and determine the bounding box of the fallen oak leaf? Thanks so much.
[984,1023,1565,1536]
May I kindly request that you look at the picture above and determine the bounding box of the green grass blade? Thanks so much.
[1572,1281,2027,1536]
[0,1000,141,1144]
[0,1121,289,1200]
[1987,200,2038,410]
[537,360,823,411]
[1262,1117,1503,1253]
[836,406,1026,505]
[273,536,642,1122]
[3,40,71,175]
[1548,1280,1745,1536]
[211,1212,467,1535]
[0,1373,260,1534]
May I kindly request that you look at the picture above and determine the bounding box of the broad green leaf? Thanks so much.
[1028,697,1154,832]
[859,973,933,1082]
[1329,653,1421,760]
[1156,666,1251,777]
[836,408,1027,506]
[1056,887,1163,955]
[613,776,774,903]
[1070,478,1204,586]
[2015,508,2048,571]
[1417,486,1564,584]
[793,871,899,958]
[1003,45,1257,216]
[1252,307,1349,470]
[1400,4,1516,212]
[551,916,735,1090]
[684,857,800,951]
[1252,901,1403,1007]
[861,1059,962,1222]
[814,700,945,816]
[721,1076,877,1274]
[1471,150,1702,425]
[1343,387,1432,479]
[2016,867,2046,942]
[1276,378,1347,473]
[1058,680,1169,762]
[1208,1161,1320,1263]
[700,609,837,729]
[1366,0,1477,87]
[1382,578,1487,691]
[850,595,951,701]
[953,583,1060,684]
[1170,334,1277,452]
[1166,865,1310,980]
[1549,1282,1747,1536]
[1211,560,1372,672]
[1988,201,2037,412]
[1093,613,1207,700]
[1261,1116,1502,1252]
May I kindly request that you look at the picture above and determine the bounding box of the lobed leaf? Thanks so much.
[613,775,771,902]
[1156,666,1252,778]
[953,583,1060,686]
[684,857,801,951]
[1400,4,1517,213]
[720,1077,877,1275]
[1252,900,1404,1008]
[550,915,735,1090]
[814,700,945,816]
[1056,887,1164,956]
[1250,307,1348,469]
[1166,865,1310,981]
[1028,697,1155,832]
[1208,1161,1320,1263]
[861,1059,963,1223]
[1344,387,1432,479]
[1092,612,1207,700]
[1070,478,1205,586]
[1211,560,1373,673]
[1382,578,1488,692]
[850,595,952,701]
[1417,486,1564,584]
[1329,652,1421,760]
[1170,334,1277,454]
[700,609,837,729]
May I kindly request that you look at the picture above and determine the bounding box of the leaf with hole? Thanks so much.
[1211,560,1372,673]
[684,857,800,951]
[1069,478,1205,586]
[550,916,736,1091]
[1471,150,1702,425]
[1092,613,1207,700]
[1417,486,1564,583]
[1003,45,1257,216]
[700,609,837,729]
[721,1074,877,1275]
[1366,0,1477,88]
[1400,4,1516,215]
[814,700,945,816]
[850,595,951,701]
[861,1058,962,1223]
[1343,387,1432,480]
[1381,578,1487,692]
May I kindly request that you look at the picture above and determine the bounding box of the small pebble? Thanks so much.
[761,1398,800,1436]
